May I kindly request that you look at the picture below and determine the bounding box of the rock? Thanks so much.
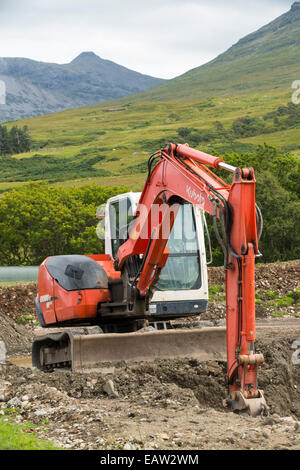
[34,410,48,417]
[262,429,271,438]
[280,416,295,424]
[0,342,6,364]
[124,442,134,450]
[207,362,222,375]
[215,319,226,326]
[7,397,22,408]
[138,326,155,332]
[159,433,169,440]
[262,415,280,426]
[103,380,119,398]
[16,377,27,385]
[0,380,11,401]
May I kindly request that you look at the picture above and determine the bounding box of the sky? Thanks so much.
[0,0,296,79]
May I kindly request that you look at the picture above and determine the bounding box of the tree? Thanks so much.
[224,144,300,199]
[0,183,127,265]
[0,126,11,155]
[203,145,300,266]
[255,171,300,262]
[0,125,32,156]
[9,126,21,154]
[19,126,31,152]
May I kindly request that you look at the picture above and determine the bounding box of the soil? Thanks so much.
[0,260,299,327]
[0,261,299,450]
[201,259,300,322]
[0,283,37,323]
[0,312,34,356]
[0,323,300,450]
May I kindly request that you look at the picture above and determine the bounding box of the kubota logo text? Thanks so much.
[186,185,205,207]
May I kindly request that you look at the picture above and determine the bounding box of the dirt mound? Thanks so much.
[0,261,299,325]
[0,312,34,356]
[0,283,37,322]
[1,334,299,418]
[258,336,300,417]
[208,260,300,293]
[0,322,299,450]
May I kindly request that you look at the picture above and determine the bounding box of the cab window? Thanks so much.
[157,203,201,291]
[109,198,134,258]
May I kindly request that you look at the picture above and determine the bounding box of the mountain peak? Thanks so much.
[70,51,103,66]
[0,50,163,123]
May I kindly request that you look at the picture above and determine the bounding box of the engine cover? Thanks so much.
[36,255,111,326]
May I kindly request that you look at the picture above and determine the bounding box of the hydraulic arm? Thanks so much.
[115,142,267,415]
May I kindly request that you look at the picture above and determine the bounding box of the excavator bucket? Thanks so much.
[225,390,269,417]
[32,326,227,371]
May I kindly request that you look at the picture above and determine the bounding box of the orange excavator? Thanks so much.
[32,143,267,416]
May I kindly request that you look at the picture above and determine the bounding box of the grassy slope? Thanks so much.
[115,4,300,101]
[2,88,297,193]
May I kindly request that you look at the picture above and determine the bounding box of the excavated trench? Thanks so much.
[1,332,299,418]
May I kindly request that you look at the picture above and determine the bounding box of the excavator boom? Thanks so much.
[115,143,266,415]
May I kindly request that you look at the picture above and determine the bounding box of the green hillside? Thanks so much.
[1,88,298,193]
[123,2,300,101]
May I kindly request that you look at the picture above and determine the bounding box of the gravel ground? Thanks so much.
[0,321,300,450]
[0,260,299,450]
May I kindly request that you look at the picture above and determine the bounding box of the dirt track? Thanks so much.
[0,261,299,450]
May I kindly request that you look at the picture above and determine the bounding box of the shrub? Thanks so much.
[0,183,127,265]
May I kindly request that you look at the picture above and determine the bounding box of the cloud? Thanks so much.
[0,0,296,78]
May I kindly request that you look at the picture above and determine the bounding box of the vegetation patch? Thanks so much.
[0,183,127,265]
[0,125,31,156]
[209,285,225,302]
[0,416,59,450]
[0,153,110,183]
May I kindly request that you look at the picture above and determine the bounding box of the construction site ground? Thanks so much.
[0,260,299,451]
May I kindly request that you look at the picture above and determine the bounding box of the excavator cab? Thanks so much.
[103,192,209,319]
